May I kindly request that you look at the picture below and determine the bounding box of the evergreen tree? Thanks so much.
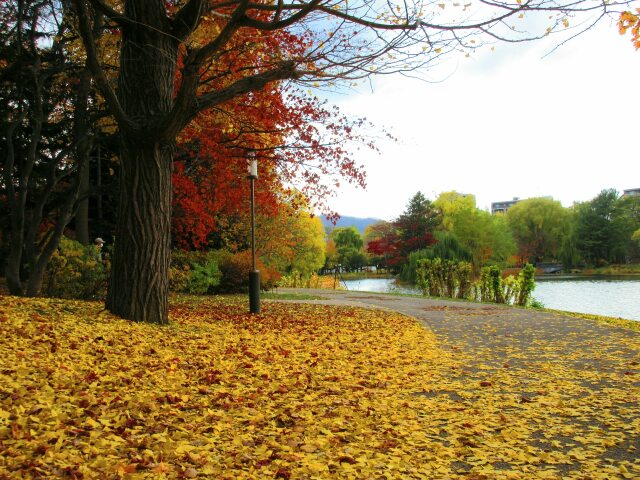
[574,189,636,265]
[395,192,442,255]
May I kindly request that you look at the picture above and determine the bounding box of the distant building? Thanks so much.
[622,188,640,198]
[491,197,520,215]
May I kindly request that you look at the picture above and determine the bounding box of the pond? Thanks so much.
[341,276,640,321]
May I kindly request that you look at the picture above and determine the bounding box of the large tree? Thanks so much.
[450,208,516,269]
[331,226,368,270]
[364,220,400,270]
[434,191,515,268]
[1,0,99,296]
[70,0,632,323]
[434,191,476,231]
[573,189,636,265]
[506,197,569,264]
[395,191,441,255]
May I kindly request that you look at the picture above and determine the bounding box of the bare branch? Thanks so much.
[240,0,322,31]
[167,0,253,135]
[191,0,252,64]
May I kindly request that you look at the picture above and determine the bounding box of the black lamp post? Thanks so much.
[247,151,260,313]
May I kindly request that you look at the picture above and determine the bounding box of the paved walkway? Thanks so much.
[280,289,640,371]
[279,288,640,475]
[279,288,639,371]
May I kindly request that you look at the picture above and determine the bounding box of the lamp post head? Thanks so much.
[247,151,258,179]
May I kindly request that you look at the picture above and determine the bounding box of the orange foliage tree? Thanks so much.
[619,9,640,49]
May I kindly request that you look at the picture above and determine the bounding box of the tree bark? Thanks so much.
[105,0,178,324]
[3,121,25,296]
[6,235,24,295]
[76,164,91,245]
[105,138,172,324]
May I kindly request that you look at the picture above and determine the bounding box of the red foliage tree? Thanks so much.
[365,222,401,270]
[171,19,373,249]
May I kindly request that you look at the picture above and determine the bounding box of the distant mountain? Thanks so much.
[320,215,382,235]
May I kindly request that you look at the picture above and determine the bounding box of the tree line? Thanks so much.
[324,190,640,277]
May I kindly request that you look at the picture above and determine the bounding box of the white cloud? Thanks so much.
[325,20,640,219]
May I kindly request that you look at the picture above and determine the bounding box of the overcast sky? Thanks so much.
[320,18,640,221]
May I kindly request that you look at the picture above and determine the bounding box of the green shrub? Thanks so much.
[169,265,191,293]
[417,260,535,307]
[401,249,431,284]
[416,258,437,296]
[489,266,504,303]
[444,260,457,298]
[502,275,520,305]
[43,237,108,299]
[401,233,472,284]
[516,263,535,306]
[416,258,473,298]
[477,267,492,302]
[457,262,472,299]
[169,250,223,294]
[186,260,221,294]
[529,297,545,309]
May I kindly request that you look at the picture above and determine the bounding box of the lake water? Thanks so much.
[342,277,640,321]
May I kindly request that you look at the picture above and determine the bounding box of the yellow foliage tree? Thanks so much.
[434,191,477,231]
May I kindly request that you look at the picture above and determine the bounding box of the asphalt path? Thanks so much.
[277,288,640,475]
[278,288,638,371]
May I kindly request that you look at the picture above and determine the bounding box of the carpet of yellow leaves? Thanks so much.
[0,295,638,479]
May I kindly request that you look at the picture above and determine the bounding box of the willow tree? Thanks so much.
[72,0,633,324]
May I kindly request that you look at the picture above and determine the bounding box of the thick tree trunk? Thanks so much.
[25,261,47,297]
[105,0,178,323]
[106,139,172,324]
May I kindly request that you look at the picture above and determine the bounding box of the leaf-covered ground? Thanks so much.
[1,295,638,479]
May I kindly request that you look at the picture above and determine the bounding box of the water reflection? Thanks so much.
[342,277,640,321]
[534,277,640,321]
[342,278,419,295]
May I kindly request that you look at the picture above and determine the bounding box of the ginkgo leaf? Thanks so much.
[0,294,638,479]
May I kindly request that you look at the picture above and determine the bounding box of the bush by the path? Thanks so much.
[416,260,536,306]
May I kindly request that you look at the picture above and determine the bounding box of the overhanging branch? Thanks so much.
[86,0,131,26]
[172,62,300,135]
[73,0,135,132]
